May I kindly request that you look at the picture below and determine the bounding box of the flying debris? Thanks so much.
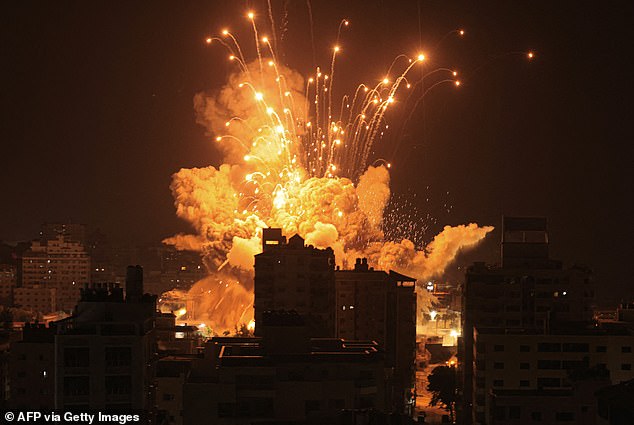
[162,10,493,333]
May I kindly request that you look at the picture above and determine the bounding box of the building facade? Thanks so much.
[335,258,417,412]
[254,229,336,337]
[462,217,596,424]
[20,235,91,312]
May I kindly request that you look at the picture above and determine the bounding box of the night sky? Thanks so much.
[1,1,632,303]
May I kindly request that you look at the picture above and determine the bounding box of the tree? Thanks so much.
[427,365,457,423]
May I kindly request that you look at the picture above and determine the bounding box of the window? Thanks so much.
[520,380,529,387]
[563,360,587,370]
[105,347,131,367]
[494,345,504,352]
[555,412,575,421]
[538,342,561,352]
[520,345,530,352]
[622,346,632,353]
[162,393,175,401]
[537,377,560,388]
[305,400,320,414]
[494,362,504,369]
[596,346,607,353]
[218,402,235,418]
[538,360,560,369]
[621,364,632,371]
[531,411,543,421]
[64,376,89,396]
[520,362,530,369]
[562,343,589,352]
[509,406,520,420]
[64,347,89,368]
[329,399,345,409]
[105,375,131,395]
[493,379,504,387]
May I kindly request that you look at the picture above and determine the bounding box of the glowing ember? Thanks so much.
[162,11,492,334]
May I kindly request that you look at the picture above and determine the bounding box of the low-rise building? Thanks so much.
[473,327,634,424]
[181,311,388,425]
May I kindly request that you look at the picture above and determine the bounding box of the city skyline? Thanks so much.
[1,3,632,300]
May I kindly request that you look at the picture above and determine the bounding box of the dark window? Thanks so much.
[622,346,632,353]
[537,377,560,388]
[531,411,543,421]
[329,399,345,409]
[555,412,575,421]
[563,360,587,370]
[596,346,607,353]
[494,345,504,352]
[64,347,89,368]
[493,379,504,387]
[538,360,561,370]
[218,402,235,418]
[509,406,521,420]
[476,377,485,389]
[520,362,530,369]
[105,375,131,395]
[621,364,632,371]
[520,380,529,387]
[305,400,320,414]
[64,376,89,396]
[562,343,589,352]
[520,345,530,352]
[105,347,131,367]
[162,394,174,401]
[476,342,486,354]
[494,362,504,369]
[538,342,561,352]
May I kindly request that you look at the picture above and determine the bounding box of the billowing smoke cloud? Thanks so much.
[163,60,493,333]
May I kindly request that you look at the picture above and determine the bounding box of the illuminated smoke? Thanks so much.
[163,28,492,333]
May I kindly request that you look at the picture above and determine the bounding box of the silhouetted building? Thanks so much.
[181,311,387,425]
[10,266,157,412]
[156,356,193,425]
[335,258,417,412]
[0,264,15,305]
[475,327,634,424]
[254,229,336,337]
[20,235,91,312]
[462,217,597,424]
[595,379,634,425]
[9,323,56,409]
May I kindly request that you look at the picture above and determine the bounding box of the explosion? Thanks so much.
[162,13,493,333]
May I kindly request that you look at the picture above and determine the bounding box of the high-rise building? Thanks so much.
[462,217,597,424]
[0,264,15,306]
[20,235,91,312]
[254,229,336,337]
[335,258,417,412]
